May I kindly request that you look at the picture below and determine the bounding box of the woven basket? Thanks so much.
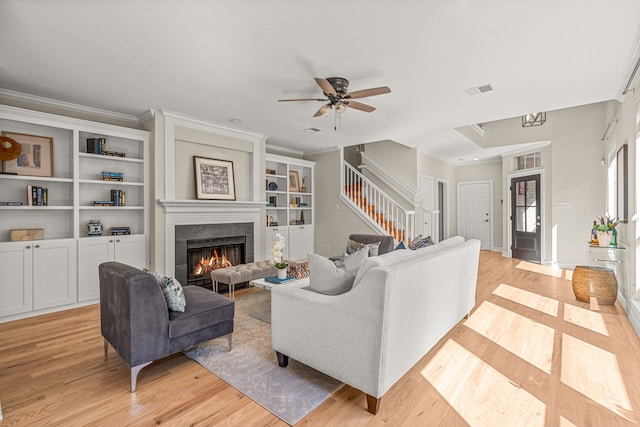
[572,266,618,305]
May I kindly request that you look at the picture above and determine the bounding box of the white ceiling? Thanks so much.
[2,1,640,165]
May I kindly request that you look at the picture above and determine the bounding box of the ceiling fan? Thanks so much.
[278,77,391,118]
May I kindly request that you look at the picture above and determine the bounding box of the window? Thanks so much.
[516,152,541,170]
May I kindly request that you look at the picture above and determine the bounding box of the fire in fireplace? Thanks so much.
[187,236,245,287]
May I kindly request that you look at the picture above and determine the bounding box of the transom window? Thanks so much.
[516,152,541,170]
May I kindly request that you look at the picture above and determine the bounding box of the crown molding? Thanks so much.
[0,88,141,125]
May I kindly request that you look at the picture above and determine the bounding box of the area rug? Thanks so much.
[184,290,343,425]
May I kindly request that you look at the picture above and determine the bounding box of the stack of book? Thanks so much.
[91,200,115,206]
[109,226,131,235]
[0,201,23,206]
[104,151,126,158]
[26,185,48,206]
[101,171,124,182]
[110,189,126,206]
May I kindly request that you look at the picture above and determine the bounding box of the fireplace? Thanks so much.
[186,236,245,286]
[174,222,254,291]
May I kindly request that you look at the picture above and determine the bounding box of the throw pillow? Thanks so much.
[408,234,434,250]
[145,269,187,312]
[346,239,381,257]
[308,248,368,295]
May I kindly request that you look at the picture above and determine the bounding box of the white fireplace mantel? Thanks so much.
[159,199,266,278]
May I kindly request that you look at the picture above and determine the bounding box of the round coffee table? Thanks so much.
[571,265,618,305]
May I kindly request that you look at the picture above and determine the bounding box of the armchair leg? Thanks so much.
[131,361,152,392]
[104,338,109,356]
[276,351,289,367]
[227,333,233,351]
[366,394,381,414]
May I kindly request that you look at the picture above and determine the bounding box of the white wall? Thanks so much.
[483,102,608,266]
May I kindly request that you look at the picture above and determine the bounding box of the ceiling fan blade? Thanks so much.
[314,77,337,96]
[313,104,331,117]
[345,86,391,99]
[345,100,376,113]
[278,98,327,102]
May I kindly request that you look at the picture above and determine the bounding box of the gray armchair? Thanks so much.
[99,262,234,391]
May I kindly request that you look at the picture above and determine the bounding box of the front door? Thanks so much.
[511,174,541,263]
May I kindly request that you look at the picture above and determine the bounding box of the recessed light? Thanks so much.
[473,157,480,161]
[303,127,321,133]
[229,118,242,124]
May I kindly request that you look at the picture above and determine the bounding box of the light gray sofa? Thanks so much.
[271,236,481,414]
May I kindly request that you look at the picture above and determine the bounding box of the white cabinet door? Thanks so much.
[265,226,289,261]
[288,225,314,262]
[113,234,146,269]
[77,237,114,302]
[0,242,33,317]
[32,240,77,310]
[77,234,146,302]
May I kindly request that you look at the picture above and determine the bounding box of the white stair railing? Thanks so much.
[341,161,416,243]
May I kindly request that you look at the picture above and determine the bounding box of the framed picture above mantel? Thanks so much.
[194,156,236,200]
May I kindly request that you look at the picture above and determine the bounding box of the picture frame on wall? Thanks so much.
[194,156,236,200]
[2,131,54,177]
[288,170,300,192]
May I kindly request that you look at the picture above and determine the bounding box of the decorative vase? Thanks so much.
[87,219,104,236]
[597,230,612,247]
[277,268,287,279]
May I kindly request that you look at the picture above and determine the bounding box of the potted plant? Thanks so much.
[270,232,288,279]
[595,215,619,247]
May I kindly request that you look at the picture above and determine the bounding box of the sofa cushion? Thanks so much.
[145,269,186,312]
[346,238,381,257]
[168,286,234,338]
[308,248,368,295]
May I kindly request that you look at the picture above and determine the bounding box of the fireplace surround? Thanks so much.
[175,223,253,288]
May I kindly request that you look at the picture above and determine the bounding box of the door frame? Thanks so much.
[457,180,493,250]
[437,178,449,241]
[506,168,545,262]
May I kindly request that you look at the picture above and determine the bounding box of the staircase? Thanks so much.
[340,161,416,243]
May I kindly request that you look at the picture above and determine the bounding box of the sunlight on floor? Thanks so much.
[561,333,634,422]
[465,301,555,374]
[493,283,559,317]
[421,339,546,427]
[563,303,610,336]
[516,261,565,278]
[559,415,578,427]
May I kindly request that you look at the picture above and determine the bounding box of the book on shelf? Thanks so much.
[104,151,126,158]
[87,137,106,154]
[26,185,48,206]
[109,226,131,235]
[91,200,115,206]
[101,171,124,182]
[110,189,126,206]
[0,201,24,206]
[264,275,295,284]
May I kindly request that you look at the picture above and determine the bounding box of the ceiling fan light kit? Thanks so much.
[279,76,391,129]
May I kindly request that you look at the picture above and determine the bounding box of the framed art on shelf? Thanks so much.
[194,156,236,200]
[2,131,54,177]
[288,170,300,192]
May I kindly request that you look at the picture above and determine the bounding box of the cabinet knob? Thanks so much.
[35,244,40,248]
[109,239,114,243]
[26,245,31,249]
[116,239,120,243]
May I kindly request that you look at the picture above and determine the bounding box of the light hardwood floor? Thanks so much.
[2,251,640,426]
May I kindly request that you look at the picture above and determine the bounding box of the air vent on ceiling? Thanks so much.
[465,84,494,96]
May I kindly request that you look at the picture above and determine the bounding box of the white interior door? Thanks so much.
[457,181,492,250]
